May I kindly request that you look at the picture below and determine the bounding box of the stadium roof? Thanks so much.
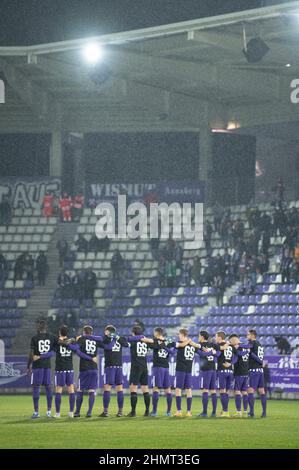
[1,1,299,134]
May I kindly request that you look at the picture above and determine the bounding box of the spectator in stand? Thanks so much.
[280,248,293,284]
[56,239,68,268]
[163,235,176,261]
[273,207,287,237]
[203,255,214,287]
[150,236,160,260]
[111,249,124,281]
[75,234,89,253]
[59,192,72,222]
[14,253,26,283]
[174,243,183,269]
[57,269,72,299]
[158,256,166,287]
[35,251,48,286]
[23,254,34,282]
[84,267,97,302]
[238,252,247,284]
[257,253,269,276]
[42,191,54,217]
[0,195,12,229]
[290,259,299,283]
[213,201,223,234]
[204,220,212,254]
[214,274,225,307]
[273,176,285,205]
[191,256,201,285]
[71,269,85,304]
[72,193,84,222]
[52,191,60,216]
[165,259,176,287]
[0,251,8,282]
[284,225,297,251]
[261,229,271,256]
[182,260,192,286]
[274,335,290,355]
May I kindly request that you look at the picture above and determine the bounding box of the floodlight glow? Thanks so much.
[83,43,104,64]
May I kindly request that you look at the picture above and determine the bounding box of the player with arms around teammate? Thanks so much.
[149,327,174,417]
[84,324,129,418]
[127,325,154,417]
[27,318,57,419]
[246,329,267,418]
[35,324,95,418]
[189,330,219,418]
[73,325,114,418]
[229,333,250,418]
[215,331,237,418]
[173,328,197,417]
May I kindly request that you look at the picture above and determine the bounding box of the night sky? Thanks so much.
[0,0,260,46]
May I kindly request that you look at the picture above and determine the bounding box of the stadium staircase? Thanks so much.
[0,209,57,354]
[11,220,78,354]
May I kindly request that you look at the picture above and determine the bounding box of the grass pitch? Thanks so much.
[0,395,298,449]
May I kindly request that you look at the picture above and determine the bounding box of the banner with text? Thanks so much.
[0,177,61,209]
[1,355,298,393]
[86,181,205,208]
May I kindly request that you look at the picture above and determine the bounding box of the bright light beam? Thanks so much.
[83,43,104,64]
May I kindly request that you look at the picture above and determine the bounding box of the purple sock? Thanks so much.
[211,393,217,414]
[225,393,229,412]
[75,391,83,414]
[220,393,227,412]
[103,391,110,412]
[117,391,124,412]
[187,397,192,412]
[69,393,75,412]
[176,396,182,411]
[45,385,52,412]
[235,394,242,412]
[202,392,209,414]
[166,393,172,413]
[243,394,248,411]
[88,392,95,415]
[248,392,255,414]
[55,393,61,413]
[152,391,159,414]
[32,387,40,413]
[261,394,267,414]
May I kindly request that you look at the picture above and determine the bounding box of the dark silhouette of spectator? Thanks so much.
[191,256,201,285]
[35,251,48,286]
[204,220,212,254]
[0,196,12,229]
[84,267,97,301]
[214,274,225,306]
[75,234,89,253]
[14,253,26,283]
[280,249,292,284]
[111,250,124,280]
[56,239,68,267]
[0,251,8,282]
[158,256,166,287]
[273,176,285,204]
[71,270,85,304]
[213,201,223,234]
[57,269,72,299]
[165,259,176,287]
[23,254,34,282]
[275,336,291,355]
